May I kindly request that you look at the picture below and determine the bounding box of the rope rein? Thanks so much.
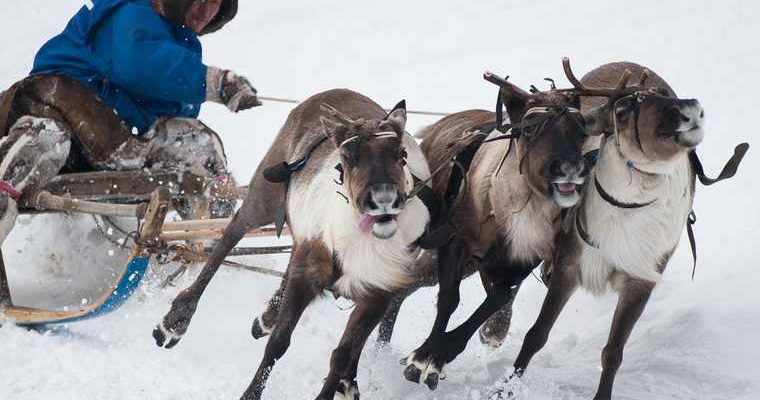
[258,95,452,117]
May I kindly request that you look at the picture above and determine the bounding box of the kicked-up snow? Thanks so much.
[1,1,759,399]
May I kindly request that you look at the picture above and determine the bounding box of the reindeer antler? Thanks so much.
[561,57,648,98]
[484,70,511,88]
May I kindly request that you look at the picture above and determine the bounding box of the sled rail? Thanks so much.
[0,188,171,326]
[160,219,290,242]
[25,191,146,218]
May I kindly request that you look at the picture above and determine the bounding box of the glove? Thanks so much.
[206,66,262,112]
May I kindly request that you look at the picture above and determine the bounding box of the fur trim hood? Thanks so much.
[151,0,237,35]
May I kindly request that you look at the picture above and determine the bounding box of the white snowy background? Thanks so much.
[1,1,759,399]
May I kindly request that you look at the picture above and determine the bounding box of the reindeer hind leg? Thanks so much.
[252,267,290,339]
[479,284,520,348]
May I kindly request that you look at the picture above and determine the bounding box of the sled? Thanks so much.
[0,170,290,327]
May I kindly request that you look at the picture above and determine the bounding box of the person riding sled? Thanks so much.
[0,0,258,244]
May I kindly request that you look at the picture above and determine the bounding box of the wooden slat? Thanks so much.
[160,226,290,242]
[37,170,206,203]
[25,191,145,218]
[139,188,171,245]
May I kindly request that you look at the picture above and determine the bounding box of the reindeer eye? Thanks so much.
[615,104,630,119]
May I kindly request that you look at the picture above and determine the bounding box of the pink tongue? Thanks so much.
[359,213,376,233]
[556,183,577,193]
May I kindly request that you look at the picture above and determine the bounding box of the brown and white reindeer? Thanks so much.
[504,61,720,400]
[152,89,433,400]
[402,71,592,390]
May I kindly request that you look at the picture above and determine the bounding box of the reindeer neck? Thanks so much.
[593,137,674,206]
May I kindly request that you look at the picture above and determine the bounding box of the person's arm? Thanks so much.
[108,5,207,104]
[107,4,261,111]
[205,67,262,112]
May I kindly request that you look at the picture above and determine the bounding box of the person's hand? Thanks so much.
[206,66,262,112]
[221,71,262,112]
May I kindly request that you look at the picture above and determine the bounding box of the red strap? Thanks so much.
[0,182,22,202]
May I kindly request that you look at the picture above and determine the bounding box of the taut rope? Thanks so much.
[258,96,451,117]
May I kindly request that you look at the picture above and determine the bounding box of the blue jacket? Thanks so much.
[31,0,207,134]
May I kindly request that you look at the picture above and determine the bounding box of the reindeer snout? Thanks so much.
[672,99,705,148]
[549,157,586,208]
[363,183,404,215]
[670,100,704,129]
[549,157,587,180]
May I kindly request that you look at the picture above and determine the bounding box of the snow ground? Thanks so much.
[1,1,759,399]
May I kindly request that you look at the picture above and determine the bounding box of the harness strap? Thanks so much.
[495,90,504,128]
[263,136,329,183]
[576,211,598,249]
[0,182,22,202]
[689,143,749,186]
[686,210,697,280]
[594,177,656,209]
[684,142,748,280]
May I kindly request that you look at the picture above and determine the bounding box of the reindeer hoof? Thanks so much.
[487,370,523,399]
[154,293,198,348]
[403,351,445,390]
[424,372,440,390]
[335,379,360,400]
[153,322,182,348]
[251,316,273,340]
[479,325,506,348]
[403,363,422,383]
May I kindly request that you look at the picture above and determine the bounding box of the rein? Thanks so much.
[593,177,656,209]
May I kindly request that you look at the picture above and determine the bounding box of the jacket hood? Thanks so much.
[151,0,237,35]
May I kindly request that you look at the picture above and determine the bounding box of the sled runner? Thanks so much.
[0,170,289,327]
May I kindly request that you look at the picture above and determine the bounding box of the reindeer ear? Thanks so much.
[383,100,407,134]
[320,116,349,145]
[499,82,531,123]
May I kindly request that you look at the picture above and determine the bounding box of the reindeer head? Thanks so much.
[486,72,590,208]
[563,58,705,173]
[320,102,411,239]
[593,92,704,172]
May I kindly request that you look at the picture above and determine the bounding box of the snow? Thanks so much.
[1,1,759,399]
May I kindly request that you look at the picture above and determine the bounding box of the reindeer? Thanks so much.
[402,70,592,390]
[152,88,433,400]
[504,61,715,400]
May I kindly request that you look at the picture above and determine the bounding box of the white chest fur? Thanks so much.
[288,151,430,298]
[578,141,693,294]
[506,197,558,263]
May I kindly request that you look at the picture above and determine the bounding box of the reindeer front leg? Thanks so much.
[416,261,535,391]
[403,235,469,388]
[241,241,331,400]
[593,279,654,400]
[315,294,393,400]
[154,197,265,348]
[512,265,579,374]
[154,212,249,347]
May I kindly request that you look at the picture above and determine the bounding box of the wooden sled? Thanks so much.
[0,170,289,327]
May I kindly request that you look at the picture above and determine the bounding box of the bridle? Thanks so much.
[484,103,587,176]
[334,131,429,206]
